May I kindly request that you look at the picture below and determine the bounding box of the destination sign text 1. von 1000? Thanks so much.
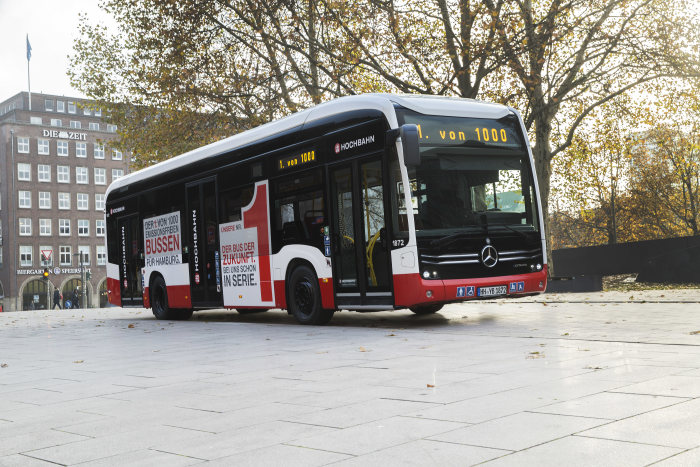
[278,150,316,170]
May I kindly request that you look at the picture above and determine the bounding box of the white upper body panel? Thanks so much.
[105,94,514,198]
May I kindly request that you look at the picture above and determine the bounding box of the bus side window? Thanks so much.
[219,186,253,223]
[271,169,324,253]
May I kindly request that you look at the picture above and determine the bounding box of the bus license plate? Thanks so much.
[477,286,507,297]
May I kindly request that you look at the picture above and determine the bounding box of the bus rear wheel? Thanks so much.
[288,265,334,325]
[150,276,192,320]
[409,304,444,315]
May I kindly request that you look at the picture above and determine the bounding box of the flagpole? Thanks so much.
[27,59,31,111]
[26,34,31,111]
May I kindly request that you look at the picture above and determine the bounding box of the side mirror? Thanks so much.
[399,124,420,166]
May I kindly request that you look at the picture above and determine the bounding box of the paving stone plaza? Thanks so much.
[1,290,700,466]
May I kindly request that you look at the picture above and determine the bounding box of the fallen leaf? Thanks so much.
[690,331,700,335]
[387,333,396,337]
[358,347,370,352]
[542,302,548,306]
[562,332,570,336]
[1,363,8,368]
[73,360,84,364]
[128,324,135,328]
[426,383,435,388]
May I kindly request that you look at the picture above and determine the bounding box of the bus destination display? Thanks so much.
[402,113,524,149]
[278,149,317,171]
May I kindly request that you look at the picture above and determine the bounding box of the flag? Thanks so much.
[26,34,31,61]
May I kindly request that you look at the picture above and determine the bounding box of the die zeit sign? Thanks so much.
[278,149,316,171]
[42,129,87,141]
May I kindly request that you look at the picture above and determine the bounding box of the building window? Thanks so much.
[112,168,124,181]
[18,190,31,208]
[20,246,32,267]
[39,191,51,209]
[40,218,51,236]
[89,122,100,131]
[57,165,70,183]
[60,245,71,266]
[38,164,51,182]
[112,149,123,160]
[95,193,105,211]
[77,193,89,210]
[70,120,81,129]
[30,116,42,125]
[78,245,90,265]
[83,107,92,116]
[68,102,76,114]
[57,140,68,156]
[19,218,32,236]
[59,219,70,236]
[78,219,89,236]
[56,101,65,112]
[96,219,105,236]
[45,99,54,111]
[107,124,117,133]
[94,108,102,117]
[38,139,50,155]
[94,168,106,185]
[94,143,104,159]
[51,118,62,127]
[96,245,106,265]
[17,163,31,181]
[76,142,87,158]
[76,167,88,184]
[17,137,29,153]
[58,192,70,210]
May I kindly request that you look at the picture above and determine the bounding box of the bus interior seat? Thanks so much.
[303,210,325,239]
[282,221,309,244]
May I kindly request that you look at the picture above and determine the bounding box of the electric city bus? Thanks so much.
[105,94,547,324]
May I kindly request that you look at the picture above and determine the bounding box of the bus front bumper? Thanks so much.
[393,266,548,307]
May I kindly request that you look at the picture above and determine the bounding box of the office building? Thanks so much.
[0,92,129,311]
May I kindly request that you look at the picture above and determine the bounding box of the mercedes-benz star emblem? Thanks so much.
[480,244,499,268]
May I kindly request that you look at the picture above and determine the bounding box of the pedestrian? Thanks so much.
[53,289,62,310]
[72,288,80,309]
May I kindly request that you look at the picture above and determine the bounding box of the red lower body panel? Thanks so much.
[142,285,192,309]
[107,277,121,306]
[393,266,548,307]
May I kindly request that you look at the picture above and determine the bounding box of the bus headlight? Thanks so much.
[426,290,433,298]
[422,271,430,279]
[536,263,542,271]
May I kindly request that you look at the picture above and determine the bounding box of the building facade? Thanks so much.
[0,92,129,311]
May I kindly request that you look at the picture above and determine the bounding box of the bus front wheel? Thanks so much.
[150,276,192,320]
[409,304,444,315]
[288,265,334,325]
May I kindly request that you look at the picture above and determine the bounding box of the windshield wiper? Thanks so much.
[485,222,531,239]
[429,231,479,247]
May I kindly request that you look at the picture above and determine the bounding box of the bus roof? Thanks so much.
[106,94,512,198]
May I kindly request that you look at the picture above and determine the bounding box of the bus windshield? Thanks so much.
[396,112,539,238]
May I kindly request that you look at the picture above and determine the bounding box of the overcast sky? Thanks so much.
[0,0,115,102]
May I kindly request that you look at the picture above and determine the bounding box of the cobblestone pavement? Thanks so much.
[1,290,699,466]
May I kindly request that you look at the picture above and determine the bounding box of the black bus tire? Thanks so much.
[288,265,334,325]
[409,304,444,315]
[150,276,192,320]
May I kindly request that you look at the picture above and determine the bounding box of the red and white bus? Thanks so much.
[105,94,547,324]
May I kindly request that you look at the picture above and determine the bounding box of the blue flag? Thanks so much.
[26,34,31,61]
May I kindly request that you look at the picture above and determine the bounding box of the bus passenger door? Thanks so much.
[186,179,223,307]
[330,157,393,307]
[117,215,144,306]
